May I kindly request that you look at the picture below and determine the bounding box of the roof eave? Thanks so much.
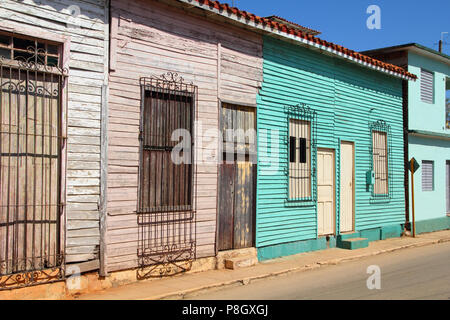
[174,0,416,81]
[363,43,450,66]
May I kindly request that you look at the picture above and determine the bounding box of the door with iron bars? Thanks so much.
[137,74,197,278]
[218,103,256,251]
[0,34,67,290]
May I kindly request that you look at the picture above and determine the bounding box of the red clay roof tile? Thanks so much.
[184,0,416,79]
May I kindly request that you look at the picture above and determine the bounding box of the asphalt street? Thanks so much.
[186,242,450,300]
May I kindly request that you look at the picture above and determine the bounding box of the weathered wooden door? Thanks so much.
[317,149,335,236]
[218,104,256,251]
[340,141,354,233]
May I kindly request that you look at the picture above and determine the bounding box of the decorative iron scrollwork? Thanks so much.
[140,72,195,93]
[137,243,195,279]
[0,46,66,290]
[0,255,65,290]
[137,72,197,279]
[0,46,68,76]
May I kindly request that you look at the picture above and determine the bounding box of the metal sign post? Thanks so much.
[409,157,420,237]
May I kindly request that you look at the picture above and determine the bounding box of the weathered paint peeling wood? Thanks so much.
[106,0,262,273]
[0,0,108,265]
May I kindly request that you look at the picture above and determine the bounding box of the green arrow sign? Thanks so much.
[409,157,420,173]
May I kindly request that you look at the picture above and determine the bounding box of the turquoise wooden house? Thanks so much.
[256,36,417,260]
[364,44,450,235]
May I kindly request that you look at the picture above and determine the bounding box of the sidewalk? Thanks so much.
[75,230,450,300]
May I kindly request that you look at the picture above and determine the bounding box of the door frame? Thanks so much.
[340,140,356,233]
[215,100,257,253]
[317,147,336,237]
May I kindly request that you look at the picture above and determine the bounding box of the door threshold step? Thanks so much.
[224,255,258,270]
[337,237,369,250]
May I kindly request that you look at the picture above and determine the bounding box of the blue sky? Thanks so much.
[225,0,450,55]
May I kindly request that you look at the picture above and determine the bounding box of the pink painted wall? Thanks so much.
[106,0,263,272]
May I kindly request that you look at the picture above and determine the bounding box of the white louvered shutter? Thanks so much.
[422,160,434,191]
[420,69,434,104]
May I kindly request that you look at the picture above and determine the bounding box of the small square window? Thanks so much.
[420,69,434,104]
[422,160,434,191]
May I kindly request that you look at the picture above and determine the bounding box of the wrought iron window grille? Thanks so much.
[369,120,393,200]
[137,73,197,278]
[0,39,67,290]
[285,104,318,203]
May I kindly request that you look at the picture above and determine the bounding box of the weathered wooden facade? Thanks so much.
[105,0,263,273]
[0,0,109,288]
[0,0,422,293]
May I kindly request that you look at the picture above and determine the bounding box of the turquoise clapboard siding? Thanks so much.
[256,36,406,248]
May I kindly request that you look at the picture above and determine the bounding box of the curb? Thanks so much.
[148,236,450,300]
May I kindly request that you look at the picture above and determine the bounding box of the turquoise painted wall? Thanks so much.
[406,50,450,231]
[256,36,406,248]
[408,135,450,222]
[407,52,450,134]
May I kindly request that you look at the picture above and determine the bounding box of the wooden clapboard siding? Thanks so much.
[257,36,405,248]
[106,0,262,272]
[0,0,108,264]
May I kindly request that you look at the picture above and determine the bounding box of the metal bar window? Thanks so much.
[137,73,197,279]
[370,120,392,199]
[286,104,317,202]
[0,35,67,290]
[0,32,60,68]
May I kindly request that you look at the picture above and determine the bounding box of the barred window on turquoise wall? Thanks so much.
[289,119,311,199]
[286,104,317,202]
[372,130,388,195]
[369,120,392,199]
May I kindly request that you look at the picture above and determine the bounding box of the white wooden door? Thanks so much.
[340,141,354,232]
[317,149,335,236]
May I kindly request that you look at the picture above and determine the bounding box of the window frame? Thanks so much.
[0,31,61,68]
[420,68,434,104]
[369,120,392,200]
[421,160,434,192]
[137,76,197,214]
[288,118,312,201]
[285,104,317,205]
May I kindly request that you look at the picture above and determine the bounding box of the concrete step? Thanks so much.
[338,237,369,250]
[338,232,361,241]
[224,255,258,270]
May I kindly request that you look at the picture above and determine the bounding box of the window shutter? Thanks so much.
[422,160,434,191]
[420,69,434,104]
[289,136,296,163]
